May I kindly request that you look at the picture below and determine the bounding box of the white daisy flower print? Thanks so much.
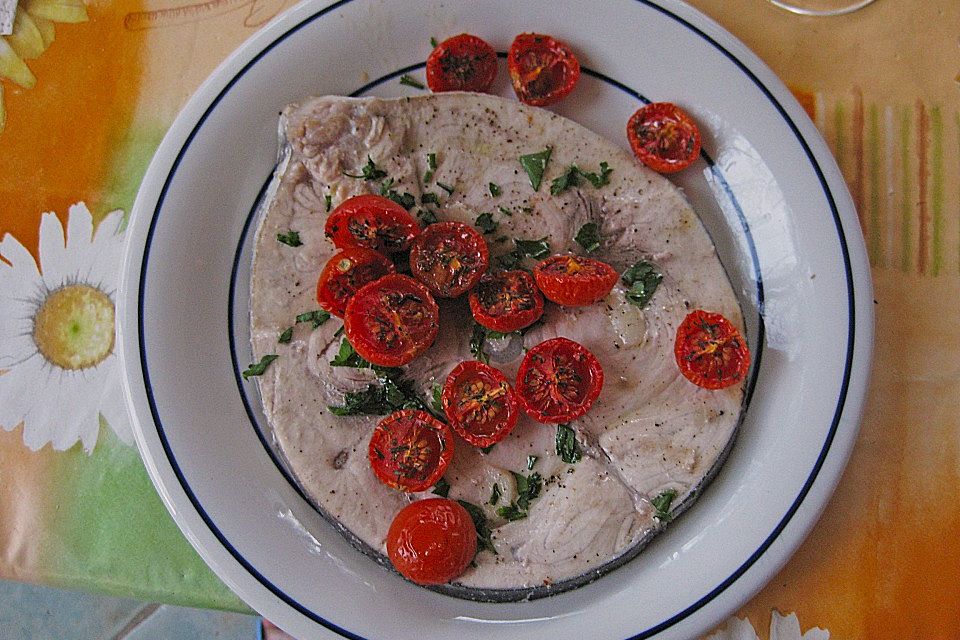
[0,202,131,452]
[706,611,830,640]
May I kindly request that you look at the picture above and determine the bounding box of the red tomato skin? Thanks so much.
[468,270,544,333]
[368,410,454,493]
[516,337,604,423]
[507,33,581,106]
[426,33,498,93]
[325,194,419,253]
[626,102,702,174]
[409,222,490,298]
[674,310,750,390]
[441,361,520,448]
[316,248,396,318]
[533,255,619,307]
[387,498,477,585]
[344,274,439,367]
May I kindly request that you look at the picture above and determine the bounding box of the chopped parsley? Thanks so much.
[432,477,450,498]
[489,483,502,505]
[329,337,367,367]
[514,237,551,259]
[519,147,552,191]
[457,500,497,555]
[417,208,438,225]
[527,455,538,470]
[278,327,293,344]
[436,181,455,195]
[475,212,498,234]
[343,155,388,181]
[651,489,677,522]
[488,182,502,197]
[550,162,613,196]
[424,152,437,183]
[325,194,332,212]
[497,206,513,217]
[496,471,542,521]
[379,178,415,210]
[421,192,440,205]
[242,354,278,380]
[296,309,331,329]
[574,222,601,253]
[399,74,426,89]
[276,230,302,247]
[556,423,582,463]
[622,260,663,309]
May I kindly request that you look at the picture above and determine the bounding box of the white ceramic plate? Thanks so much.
[118,1,874,638]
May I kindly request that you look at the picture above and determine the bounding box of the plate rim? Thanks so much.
[117,0,875,638]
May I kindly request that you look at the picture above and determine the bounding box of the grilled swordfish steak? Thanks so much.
[249,93,747,599]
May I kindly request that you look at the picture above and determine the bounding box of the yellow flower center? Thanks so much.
[33,284,115,371]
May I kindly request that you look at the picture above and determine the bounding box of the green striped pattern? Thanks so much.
[813,91,956,275]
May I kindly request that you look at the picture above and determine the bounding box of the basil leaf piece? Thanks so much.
[296,309,331,329]
[431,383,445,415]
[621,261,663,309]
[651,489,677,522]
[498,206,513,217]
[343,155,388,181]
[581,161,613,188]
[324,194,332,212]
[496,504,528,521]
[470,323,490,364]
[527,455,538,470]
[432,477,450,498]
[329,338,365,367]
[242,354,278,380]
[556,423,582,463]
[417,208,438,225]
[421,192,440,205]
[436,181,455,195]
[480,444,496,454]
[519,148,552,191]
[511,471,542,510]
[385,189,415,210]
[457,500,497,554]
[276,230,302,247]
[278,327,293,344]
[430,36,438,48]
[550,165,581,196]
[489,483,502,505]
[574,222,601,253]
[475,212,498,234]
[399,74,425,89]
[489,182,502,197]
[514,237,551,260]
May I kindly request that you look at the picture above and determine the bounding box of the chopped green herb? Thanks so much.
[329,338,366,367]
[399,74,426,90]
[328,374,425,417]
[457,500,497,555]
[527,455,538,470]
[432,477,450,498]
[276,230,302,247]
[296,309,331,329]
[485,329,518,340]
[496,504,528,521]
[278,327,293,344]
[512,471,542,510]
[423,152,438,183]
[436,181,455,195]
[480,444,496,454]
[343,156,388,181]
[489,483,502,505]
[475,212,498,234]
[497,206,513,217]
[556,423,582,463]
[431,383,445,415]
[421,192,440,205]
[574,222,601,253]
[495,235,509,244]
[550,162,614,195]
[333,325,344,338]
[242,354,278,380]
[430,36,438,48]
[497,250,523,270]
[385,190,416,210]
[488,182,502,197]
[621,261,663,309]
[651,489,677,522]
[470,323,490,364]
[514,237,551,259]
[324,194,332,212]
[519,148,552,191]
[582,161,613,188]
[417,208,438,225]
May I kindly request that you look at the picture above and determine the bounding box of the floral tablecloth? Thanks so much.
[0,0,957,636]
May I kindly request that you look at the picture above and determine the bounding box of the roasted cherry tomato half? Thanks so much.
[369,410,454,492]
[468,270,544,333]
[316,247,396,318]
[626,102,702,174]
[442,361,520,448]
[344,274,439,367]
[325,194,419,253]
[516,337,604,423]
[533,254,618,307]
[409,222,489,298]
[507,33,581,106]
[426,33,498,93]
[674,310,750,390]
[387,498,477,585]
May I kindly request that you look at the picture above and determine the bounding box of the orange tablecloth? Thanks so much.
[0,1,957,637]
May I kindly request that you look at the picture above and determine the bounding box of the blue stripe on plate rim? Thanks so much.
[135,1,856,638]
